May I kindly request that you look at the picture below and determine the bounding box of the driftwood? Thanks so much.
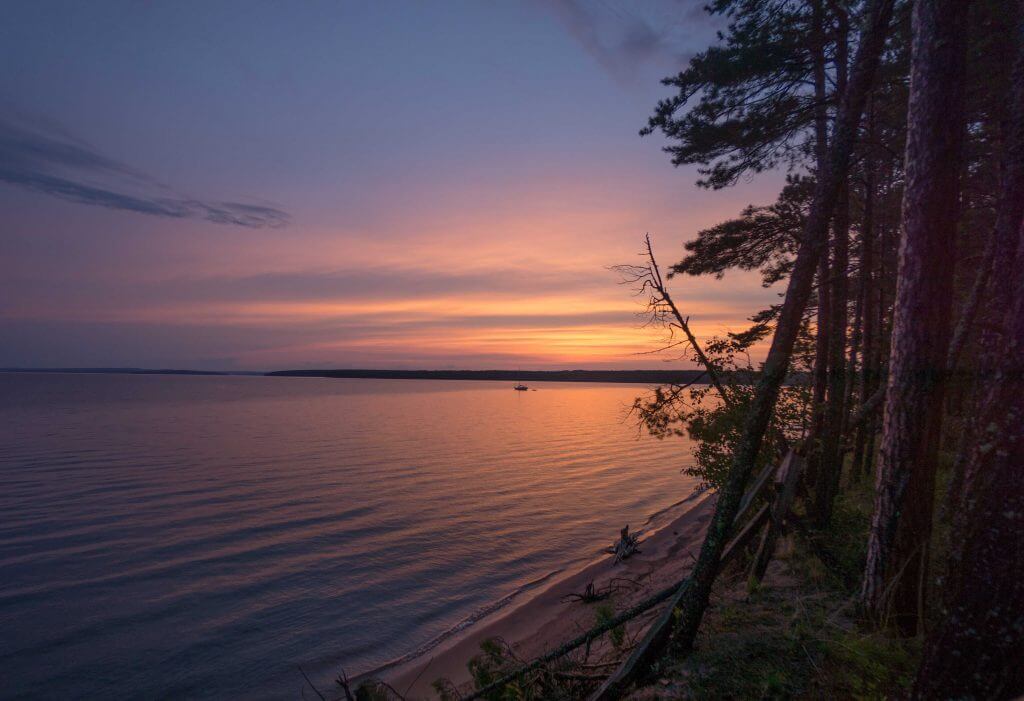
[362,450,800,701]
[563,580,611,604]
[589,451,796,701]
[466,453,792,701]
[460,575,691,700]
[607,525,641,564]
[466,452,797,701]
[562,578,642,604]
[333,668,355,701]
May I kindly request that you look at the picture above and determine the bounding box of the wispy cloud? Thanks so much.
[0,115,289,228]
[542,0,707,86]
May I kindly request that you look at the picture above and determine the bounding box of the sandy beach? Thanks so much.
[380,493,717,699]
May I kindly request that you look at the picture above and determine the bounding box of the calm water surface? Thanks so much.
[0,374,699,699]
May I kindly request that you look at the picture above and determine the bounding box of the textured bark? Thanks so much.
[809,259,831,484]
[946,40,1024,374]
[807,0,832,487]
[815,178,850,526]
[670,0,896,655]
[853,128,878,478]
[861,0,968,635]
[949,3,1024,523]
[912,219,1024,699]
[815,13,851,526]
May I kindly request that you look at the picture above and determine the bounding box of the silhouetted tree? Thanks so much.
[861,0,969,635]
[661,0,897,654]
[910,218,1024,696]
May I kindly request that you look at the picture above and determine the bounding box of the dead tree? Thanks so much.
[614,234,733,406]
[861,0,969,635]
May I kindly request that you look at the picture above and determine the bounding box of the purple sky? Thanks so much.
[0,1,786,370]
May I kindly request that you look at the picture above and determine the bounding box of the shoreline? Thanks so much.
[266,369,715,385]
[376,492,716,699]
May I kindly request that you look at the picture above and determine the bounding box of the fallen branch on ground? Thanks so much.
[562,577,642,604]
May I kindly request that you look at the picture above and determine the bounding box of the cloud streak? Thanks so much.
[0,116,289,228]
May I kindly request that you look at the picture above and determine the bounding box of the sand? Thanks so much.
[377,493,717,699]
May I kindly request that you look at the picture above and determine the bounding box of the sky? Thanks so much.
[0,0,787,371]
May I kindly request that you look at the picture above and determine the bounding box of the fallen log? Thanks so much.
[751,452,805,582]
[460,576,688,700]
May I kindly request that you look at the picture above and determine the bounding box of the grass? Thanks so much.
[628,470,922,700]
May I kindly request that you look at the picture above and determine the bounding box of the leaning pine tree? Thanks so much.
[671,0,895,654]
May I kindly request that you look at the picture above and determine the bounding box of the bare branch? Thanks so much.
[613,234,734,407]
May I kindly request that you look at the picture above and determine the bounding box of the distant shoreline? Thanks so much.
[266,368,712,384]
[0,367,714,384]
[0,367,245,376]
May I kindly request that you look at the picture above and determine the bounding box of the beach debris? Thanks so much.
[350,677,407,701]
[607,525,641,564]
[332,668,355,701]
[562,577,645,604]
[299,665,328,701]
[563,580,610,603]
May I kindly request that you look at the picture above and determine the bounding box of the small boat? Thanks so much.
[514,383,529,391]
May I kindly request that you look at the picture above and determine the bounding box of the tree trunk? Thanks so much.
[861,0,968,635]
[670,0,896,655]
[815,9,851,526]
[944,0,1024,574]
[911,218,1024,699]
[948,4,1024,522]
[815,178,849,526]
[807,0,832,487]
[853,118,877,479]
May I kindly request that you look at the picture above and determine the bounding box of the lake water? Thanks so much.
[0,374,699,699]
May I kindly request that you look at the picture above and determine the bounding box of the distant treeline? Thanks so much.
[267,368,726,384]
[0,367,239,376]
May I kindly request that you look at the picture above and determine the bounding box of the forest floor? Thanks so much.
[624,469,942,700]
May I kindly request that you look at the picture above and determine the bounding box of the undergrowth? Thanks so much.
[629,471,922,700]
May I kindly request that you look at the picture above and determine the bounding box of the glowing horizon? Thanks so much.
[0,2,786,371]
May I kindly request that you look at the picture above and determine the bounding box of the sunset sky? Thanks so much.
[1,0,786,370]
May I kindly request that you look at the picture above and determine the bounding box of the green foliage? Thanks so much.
[633,319,813,491]
[594,602,625,651]
[634,451,921,699]
[445,634,603,701]
[641,0,840,189]
[671,174,813,287]
[353,680,396,701]
[819,628,919,699]
[463,638,523,701]
[670,591,826,699]
[673,586,918,699]
[800,479,873,591]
